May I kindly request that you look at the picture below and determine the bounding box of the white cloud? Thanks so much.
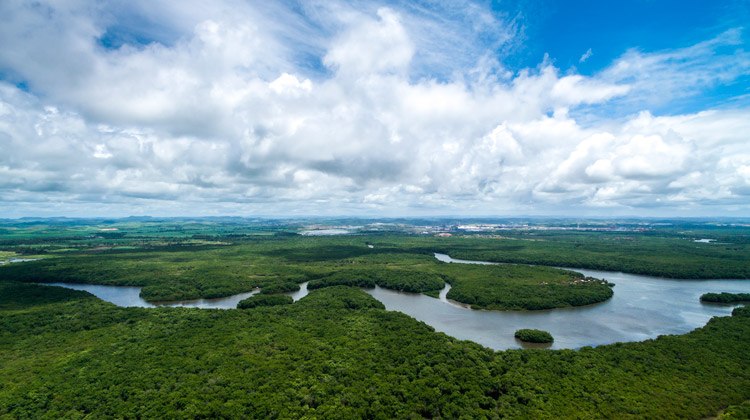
[0,1,747,217]
[324,8,414,77]
[551,75,630,106]
[597,29,750,108]
[269,73,312,96]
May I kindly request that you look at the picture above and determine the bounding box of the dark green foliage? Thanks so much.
[308,270,377,289]
[0,243,317,302]
[701,292,750,304]
[297,286,386,310]
[718,400,750,419]
[266,245,395,262]
[2,222,746,310]
[1,280,750,419]
[515,329,554,343]
[308,268,445,294]
[2,220,750,418]
[369,269,445,293]
[259,282,300,295]
[307,264,445,293]
[237,294,293,309]
[437,233,750,279]
[422,289,441,298]
[441,263,614,310]
[0,281,96,310]
[1,218,749,280]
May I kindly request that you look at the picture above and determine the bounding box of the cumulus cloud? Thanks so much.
[0,0,748,217]
[324,8,414,76]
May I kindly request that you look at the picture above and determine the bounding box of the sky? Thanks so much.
[0,0,749,218]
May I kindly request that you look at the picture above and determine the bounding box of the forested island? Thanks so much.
[1,218,749,418]
[701,292,750,304]
[515,329,554,343]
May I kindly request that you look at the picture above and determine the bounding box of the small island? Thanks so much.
[307,268,445,294]
[237,294,293,309]
[441,263,614,311]
[700,292,750,304]
[515,329,554,343]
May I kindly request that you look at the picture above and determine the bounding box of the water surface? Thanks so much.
[0,258,41,265]
[44,283,260,309]
[39,254,749,351]
[299,229,352,236]
[414,253,750,349]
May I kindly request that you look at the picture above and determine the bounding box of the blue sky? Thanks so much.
[0,0,748,218]
[516,0,746,69]
[513,0,750,114]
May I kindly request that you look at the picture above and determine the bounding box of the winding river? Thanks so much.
[38,253,749,351]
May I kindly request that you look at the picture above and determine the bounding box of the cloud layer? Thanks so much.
[0,0,748,217]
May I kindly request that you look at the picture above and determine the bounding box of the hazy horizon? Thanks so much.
[3,215,750,223]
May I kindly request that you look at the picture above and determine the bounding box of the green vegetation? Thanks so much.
[718,400,750,419]
[440,263,614,310]
[1,218,744,311]
[701,292,750,304]
[1,219,750,418]
[308,268,445,294]
[732,306,750,317]
[1,280,750,419]
[0,241,317,302]
[422,289,441,298]
[308,270,376,290]
[237,294,293,309]
[259,282,300,295]
[368,269,445,293]
[426,231,750,279]
[515,329,554,343]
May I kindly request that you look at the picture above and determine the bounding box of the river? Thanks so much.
[43,283,262,309]
[38,253,749,350]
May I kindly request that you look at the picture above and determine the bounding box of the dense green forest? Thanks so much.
[433,233,750,279]
[0,234,614,310]
[2,219,748,280]
[0,218,747,309]
[1,279,749,419]
[307,269,377,290]
[308,268,445,294]
[1,219,749,418]
[438,262,614,310]
[237,294,293,309]
[701,292,750,304]
[718,400,750,419]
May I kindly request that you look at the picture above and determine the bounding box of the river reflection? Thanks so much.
[41,253,750,351]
